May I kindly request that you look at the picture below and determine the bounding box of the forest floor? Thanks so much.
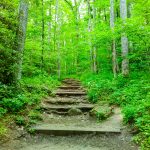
[1,79,139,150]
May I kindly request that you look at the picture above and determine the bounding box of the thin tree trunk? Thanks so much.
[48,2,52,48]
[93,0,97,73]
[55,0,61,79]
[16,0,28,81]
[87,0,93,72]
[116,0,120,18]
[63,36,67,75]
[127,2,133,53]
[74,0,79,72]
[120,0,129,76]
[47,2,52,74]
[93,47,97,73]
[110,0,118,77]
[104,8,107,22]
[41,0,44,71]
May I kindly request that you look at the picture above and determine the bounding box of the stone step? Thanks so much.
[45,110,68,115]
[56,89,86,92]
[57,89,86,92]
[63,78,80,81]
[55,91,86,96]
[44,99,89,105]
[41,104,94,112]
[32,124,121,136]
[62,79,80,82]
[62,81,81,85]
[59,86,82,90]
[64,84,81,87]
[62,81,80,84]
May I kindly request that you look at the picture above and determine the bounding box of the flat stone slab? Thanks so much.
[62,80,80,83]
[55,91,86,96]
[44,97,89,104]
[63,79,79,81]
[57,89,86,92]
[41,104,94,112]
[59,86,82,90]
[32,125,121,136]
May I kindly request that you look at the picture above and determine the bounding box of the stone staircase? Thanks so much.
[31,78,122,135]
[55,79,86,96]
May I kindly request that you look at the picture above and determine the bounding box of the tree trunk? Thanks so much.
[47,1,52,74]
[87,0,93,72]
[120,0,129,76]
[93,0,97,73]
[48,2,52,48]
[41,0,45,71]
[116,0,120,18]
[93,47,97,73]
[127,2,133,53]
[55,0,61,79]
[110,0,118,77]
[16,0,28,81]
[104,8,107,22]
[74,0,80,73]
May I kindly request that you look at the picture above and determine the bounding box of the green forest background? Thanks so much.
[0,0,150,149]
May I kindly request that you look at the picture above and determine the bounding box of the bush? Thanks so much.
[0,107,7,117]
[1,98,25,112]
[15,116,26,126]
[82,75,115,103]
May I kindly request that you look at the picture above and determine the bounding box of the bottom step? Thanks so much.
[32,125,121,136]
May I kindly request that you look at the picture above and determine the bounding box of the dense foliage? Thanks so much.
[0,0,18,84]
[0,0,150,149]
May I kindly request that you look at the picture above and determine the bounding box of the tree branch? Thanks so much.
[64,0,74,11]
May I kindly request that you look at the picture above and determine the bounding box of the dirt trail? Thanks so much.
[1,78,139,150]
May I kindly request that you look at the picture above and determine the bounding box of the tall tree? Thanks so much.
[55,0,61,78]
[120,0,129,76]
[87,0,93,72]
[48,1,52,49]
[41,0,45,71]
[16,0,29,81]
[110,0,118,77]
[47,1,52,74]
[87,0,97,73]
[93,0,97,73]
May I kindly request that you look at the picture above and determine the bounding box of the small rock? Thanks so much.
[68,108,82,116]
[89,103,113,121]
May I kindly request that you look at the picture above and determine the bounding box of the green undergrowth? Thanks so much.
[90,101,113,121]
[81,72,150,150]
[0,75,60,138]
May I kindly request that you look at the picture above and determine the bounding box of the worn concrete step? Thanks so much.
[63,78,80,81]
[57,89,86,92]
[59,86,82,90]
[55,89,86,92]
[55,91,86,96]
[62,81,81,84]
[62,79,80,82]
[62,81,81,85]
[44,98,89,105]
[63,84,81,87]
[45,110,68,115]
[32,124,121,136]
[41,104,94,112]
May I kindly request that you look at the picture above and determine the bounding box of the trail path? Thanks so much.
[1,79,138,150]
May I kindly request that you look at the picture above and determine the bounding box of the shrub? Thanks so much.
[0,107,7,117]
[15,116,26,126]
